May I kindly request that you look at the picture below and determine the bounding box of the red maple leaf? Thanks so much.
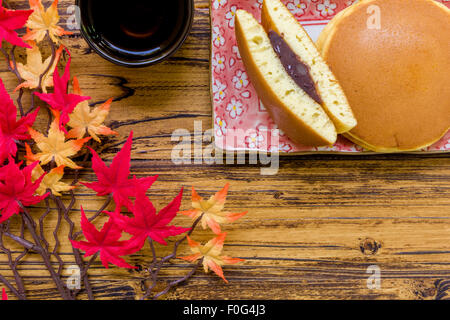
[109,189,190,249]
[34,55,90,130]
[0,0,32,48]
[82,131,158,209]
[1,288,6,300]
[70,207,139,269]
[0,79,39,164]
[0,157,48,223]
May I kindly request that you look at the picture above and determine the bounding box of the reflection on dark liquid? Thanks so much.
[88,0,184,54]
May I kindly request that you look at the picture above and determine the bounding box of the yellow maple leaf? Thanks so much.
[27,111,90,169]
[179,184,247,234]
[25,144,75,196]
[66,77,117,142]
[24,0,72,44]
[179,233,243,283]
[15,41,63,93]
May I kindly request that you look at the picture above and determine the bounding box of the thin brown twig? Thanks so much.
[54,141,97,299]
[50,194,65,276]
[73,194,113,239]
[27,31,58,116]
[0,223,26,299]
[38,32,57,90]
[0,45,25,116]
[80,252,98,280]
[152,259,203,300]
[9,46,25,116]
[18,202,72,300]
[11,217,28,298]
[141,214,203,300]
[38,198,52,251]
[0,274,21,299]
[70,251,98,299]
[56,193,95,300]
[149,238,157,265]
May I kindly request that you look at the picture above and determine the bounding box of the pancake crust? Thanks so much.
[318,0,450,152]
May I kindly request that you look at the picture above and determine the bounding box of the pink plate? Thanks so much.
[210,0,450,154]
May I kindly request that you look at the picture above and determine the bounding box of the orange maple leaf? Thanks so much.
[15,41,63,93]
[179,184,247,234]
[27,110,90,169]
[24,0,72,43]
[178,233,243,283]
[25,144,75,196]
[66,77,117,142]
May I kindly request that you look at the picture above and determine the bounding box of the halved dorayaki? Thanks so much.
[261,0,356,134]
[236,9,337,147]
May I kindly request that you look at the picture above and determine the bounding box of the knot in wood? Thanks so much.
[359,237,381,255]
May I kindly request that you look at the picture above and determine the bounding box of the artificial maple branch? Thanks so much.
[0,45,25,116]
[3,229,38,251]
[0,0,117,300]
[37,32,56,92]
[0,1,246,300]
[68,252,98,300]
[141,214,204,300]
[0,222,26,300]
[18,202,71,300]
[50,193,65,276]
[8,217,27,298]
[38,198,52,251]
[26,31,57,118]
[55,194,95,300]
[50,140,98,300]
[0,273,21,300]
[72,194,113,240]
[152,259,203,300]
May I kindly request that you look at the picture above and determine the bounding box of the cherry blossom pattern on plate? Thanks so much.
[240,90,251,99]
[245,132,264,150]
[256,123,286,138]
[426,131,450,151]
[229,46,240,67]
[225,5,237,28]
[212,78,227,102]
[269,143,293,153]
[212,53,226,74]
[232,70,249,90]
[279,143,293,152]
[254,0,263,9]
[226,97,244,119]
[213,0,228,9]
[317,0,337,17]
[229,57,236,67]
[287,0,307,16]
[232,46,241,59]
[215,116,227,137]
[212,26,225,48]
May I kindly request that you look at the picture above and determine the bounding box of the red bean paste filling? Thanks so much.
[268,30,322,105]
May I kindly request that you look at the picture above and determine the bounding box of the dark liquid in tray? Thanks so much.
[88,0,185,54]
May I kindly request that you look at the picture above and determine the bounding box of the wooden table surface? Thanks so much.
[1,0,449,300]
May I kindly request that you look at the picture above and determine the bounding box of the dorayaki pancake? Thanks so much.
[261,0,357,134]
[317,0,450,152]
[236,9,337,146]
